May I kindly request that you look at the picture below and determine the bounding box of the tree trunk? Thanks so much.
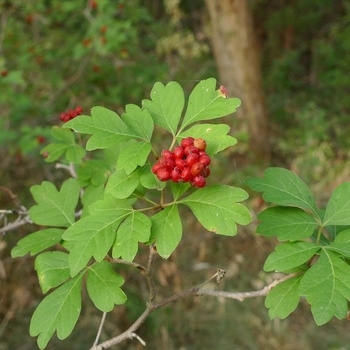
[205,0,270,162]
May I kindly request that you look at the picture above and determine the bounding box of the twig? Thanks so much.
[90,272,300,349]
[93,312,107,347]
[55,163,77,178]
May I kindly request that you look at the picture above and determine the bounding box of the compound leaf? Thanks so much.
[265,275,302,319]
[29,179,80,227]
[151,205,182,259]
[323,182,350,226]
[179,123,237,156]
[245,167,318,216]
[30,273,84,349]
[179,185,251,236]
[257,207,318,241]
[264,242,320,272]
[299,249,350,325]
[11,228,64,257]
[63,107,135,150]
[180,78,240,131]
[142,81,184,135]
[86,261,127,312]
[35,252,70,293]
[328,228,350,257]
[112,211,151,261]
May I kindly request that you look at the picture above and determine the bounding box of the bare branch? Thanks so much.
[93,312,107,347]
[90,272,300,349]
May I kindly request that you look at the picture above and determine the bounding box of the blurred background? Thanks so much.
[1,0,350,349]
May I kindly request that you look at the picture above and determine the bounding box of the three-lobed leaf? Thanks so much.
[179,185,251,236]
[86,261,127,312]
[29,179,80,227]
[30,273,84,349]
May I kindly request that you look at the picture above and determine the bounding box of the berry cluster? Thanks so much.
[59,106,83,122]
[152,137,211,188]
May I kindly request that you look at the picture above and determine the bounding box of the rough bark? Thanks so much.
[205,0,270,162]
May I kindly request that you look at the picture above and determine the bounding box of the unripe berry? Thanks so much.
[156,168,171,181]
[173,146,184,159]
[191,175,206,188]
[191,162,204,176]
[193,138,207,151]
[181,137,194,148]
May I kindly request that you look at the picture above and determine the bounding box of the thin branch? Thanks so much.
[93,312,107,347]
[55,163,77,178]
[90,272,300,350]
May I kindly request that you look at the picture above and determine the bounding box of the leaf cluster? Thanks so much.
[11,78,251,349]
[246,168,350,325]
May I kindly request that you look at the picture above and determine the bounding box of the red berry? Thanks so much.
[151,162,162,174]
[199,155,211,166]
[201,167,210,178]
[193,138,207,151]
[186,153,199,167]
[184,145,199,156]
[161,150,174,160]
[191,175,206,188]
[191,162,204,176]
[36,135,45,144]
[181,167,192,182]
[75,106,83,114]
[159,157,175,170]
[156,168,171,181]
[173,146,184,159]
[170,168,181,183]
[181,137,194,148]
[175,158,186,170]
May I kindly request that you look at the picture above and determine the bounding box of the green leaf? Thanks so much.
[11,228,64,257]
[29,179,80,227]
[121,104,154,141]
[245,167,319,216]
[77,160,111,187]
[179,78,240,132]
[113,211,151,261]
[86,261,127,312]
[265,275,302,319]
[142,81,184,135]
[179,185,251,236]
[171,181,191,201]
[105,168,141,199]
[117,141,152,174]
[151,205,182,259]
[264,242,320,272]
[35,252,70,293]
[41,126,85,163]
[30,273,84,349]
[179,123,237,156]
[299,249,350,325]
[328,228,350,257]
[63,107,134,150]
[256,207,318,241]
[323,182,350,226]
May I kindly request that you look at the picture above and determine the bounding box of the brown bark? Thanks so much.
[205,0,270,162]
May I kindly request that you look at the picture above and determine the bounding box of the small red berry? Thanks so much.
[151,162,162,174]
[181,167,192,182]
[42,151,49,158]
[36,135,45,144]
[191,162,204,176]
[186,153,199,167]
[184,145,199,156]
[201,167,210,178]
[193,138,207,151]
[170,168,182,183]
[175,158,186,170]
[159,157,175,170]
[191,175,206,188]
[161,150,174,160]
[75,106,83,114]
[156,168,171,181]
[181,137,194,148]
[199,155,211,166]
[173,146,184,159]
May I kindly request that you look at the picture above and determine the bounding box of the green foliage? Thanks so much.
[11,78,250,349]
[246,168,350,325]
